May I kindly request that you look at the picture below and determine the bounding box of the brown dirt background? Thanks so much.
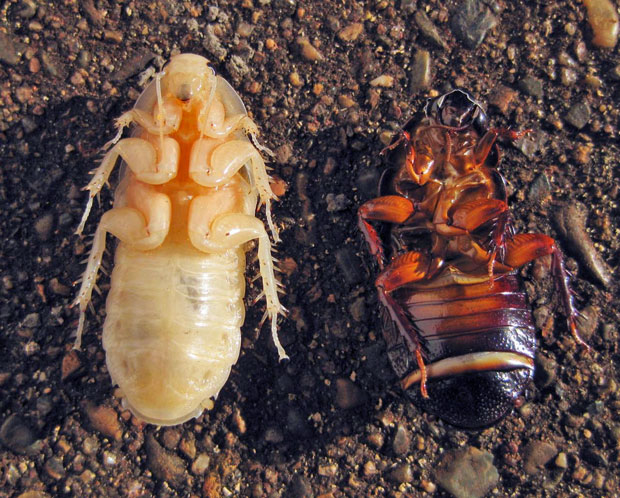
[0,0,619,496]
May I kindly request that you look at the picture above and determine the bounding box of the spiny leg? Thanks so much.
[77,136,179,234]
[73,183,171,348]
[375,251,435,397]
[190,138,280,243]
[188,204,288,360]
[503,233,589,349]
[472,127,532,166]
[358,195,416,268]
[103,96,183,151]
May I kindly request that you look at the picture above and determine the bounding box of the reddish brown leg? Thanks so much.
[473,128,532,165]
[376,251,438,398]
[504,233,589,350]
[380,130,412,156]
[450,198,512,279]
[451,198,509,232]
[358,196,416,268]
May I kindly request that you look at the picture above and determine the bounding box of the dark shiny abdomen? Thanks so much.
[386,274,536,428]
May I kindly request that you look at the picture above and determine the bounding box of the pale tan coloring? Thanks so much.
[73,54,287,426]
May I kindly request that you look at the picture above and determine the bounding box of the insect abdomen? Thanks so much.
[103,242,245,426]
[396,275,536,427]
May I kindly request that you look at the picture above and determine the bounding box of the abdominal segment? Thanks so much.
[103,243,245,426]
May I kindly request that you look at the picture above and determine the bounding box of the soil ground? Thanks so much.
[0,1,619,497]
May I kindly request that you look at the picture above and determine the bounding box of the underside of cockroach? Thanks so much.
[73,54,287,426]
[359,89,587,428]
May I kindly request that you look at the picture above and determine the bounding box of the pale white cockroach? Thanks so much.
[73,54,287,426]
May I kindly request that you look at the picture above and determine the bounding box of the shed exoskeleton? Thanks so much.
[74,54,287,426]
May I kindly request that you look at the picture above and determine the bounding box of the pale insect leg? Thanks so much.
[73,183,171,348]
[76,136,179,234]
[190,138,280,243]
[188,205,288,360]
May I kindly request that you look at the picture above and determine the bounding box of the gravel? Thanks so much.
[0,0,618,496]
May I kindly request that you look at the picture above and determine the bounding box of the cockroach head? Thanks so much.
[425,89,488,132]
[162,54,215,102]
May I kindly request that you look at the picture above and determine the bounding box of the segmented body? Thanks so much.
[74,54,286,425]
[359,89,585,427]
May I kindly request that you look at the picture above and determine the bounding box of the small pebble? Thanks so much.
[409,49,431,92]
[145,434,186,488]
[44,457,65,480]
[519,75,544,99]
[523,440,557,475]
[50,278,70,296]
[583,446,608,467]
[554,202,612,287]
[80,469,96,484]
[369,74,394,87]
[61,350,83,381]
[450,0,497,49]
[421,480,437,493]
[337,94,356,108]
[488,85,517,114]
[528,173,551,204]
[103,30,123,43]
[191,454,210,475]
[338,23,364,42]
[325,193,350,212]
[34,213,54,241]
[297,37,323,61]
[574,143,593,165]
[555,452,568,469]
[287,473,313,497]
[102,450,118,467]
[334,378,367,409]
[84,402,122,441]
[40,52,61,78]
[0,32,21,65]
[392,424,411,456]
[289,72,303,87]
[560,67,578,86]
[390,463,413,484]
[162,428,181,450]
[435,447,499,498]
[534,353,557,389]
[0,414,38,454]
[366,432,384,449]
[22,313,40,328]
[18,0,37,18]
[363,460,378,476]
[318,463,338,477]
[565,102,591,129]
[415,10,447,49]
[334,248,364,285]
[236,21,254,37]
[583,0,619,48]
[584,74,602,88]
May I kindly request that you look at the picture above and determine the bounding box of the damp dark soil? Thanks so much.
[0,1,619,497]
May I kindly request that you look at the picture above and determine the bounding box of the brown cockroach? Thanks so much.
[359,89,587,428]
[74,54,287,426]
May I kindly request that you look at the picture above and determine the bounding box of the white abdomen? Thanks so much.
[103,242,245,425]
